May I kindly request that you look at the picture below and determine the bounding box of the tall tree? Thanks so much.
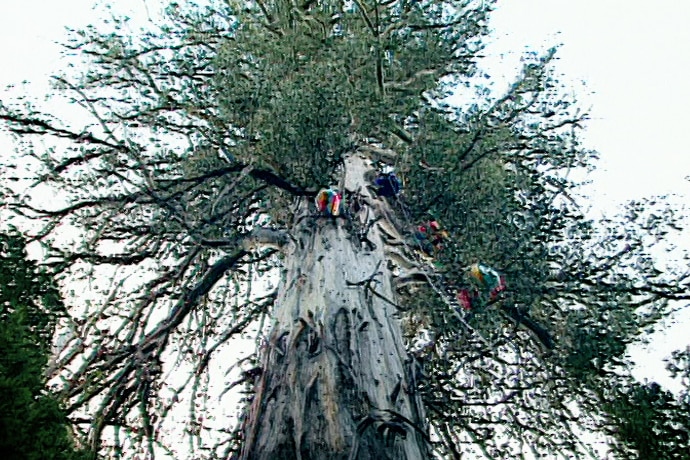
[0,230,93,460]
[1,0,688,458]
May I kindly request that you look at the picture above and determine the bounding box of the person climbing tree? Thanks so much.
[457,287,480,311]
[457,264,553,348]
[469,263,506,301]
[456,263,504,311]
[315,187,343,216]
[373,166,402,197]
[413,220,448,256]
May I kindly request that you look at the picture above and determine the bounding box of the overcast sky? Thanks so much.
[485,0,690,392]
[1,0,689,391]
[489,1,690,206]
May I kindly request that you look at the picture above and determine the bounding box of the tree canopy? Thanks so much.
[1,0,689,458]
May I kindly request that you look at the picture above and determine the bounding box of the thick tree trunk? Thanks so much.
[240,155,429,460]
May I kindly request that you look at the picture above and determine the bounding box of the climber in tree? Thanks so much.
[315,187,343,216]
[373,166,402,197]
[413,220,448,256]
[458,263,554,348]
[457,287,480,311]
[469,263,506,301]
[457,263,506,311]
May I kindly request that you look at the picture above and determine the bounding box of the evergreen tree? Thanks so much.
[602,381,689,459]
[0,231,93,460]
[1,0,688,458]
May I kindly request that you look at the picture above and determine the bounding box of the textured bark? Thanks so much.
[240,155,429,460]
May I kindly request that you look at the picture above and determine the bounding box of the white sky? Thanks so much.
[489,1,690,207]
[1,0,688,390]
[485,0,690,393]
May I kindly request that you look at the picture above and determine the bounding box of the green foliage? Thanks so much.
[604,382,690,459]
[0,231,93,460]
[668,346,690,402]
[213,0,490,192]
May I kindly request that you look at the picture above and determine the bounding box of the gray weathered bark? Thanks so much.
[240,154,430,460]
